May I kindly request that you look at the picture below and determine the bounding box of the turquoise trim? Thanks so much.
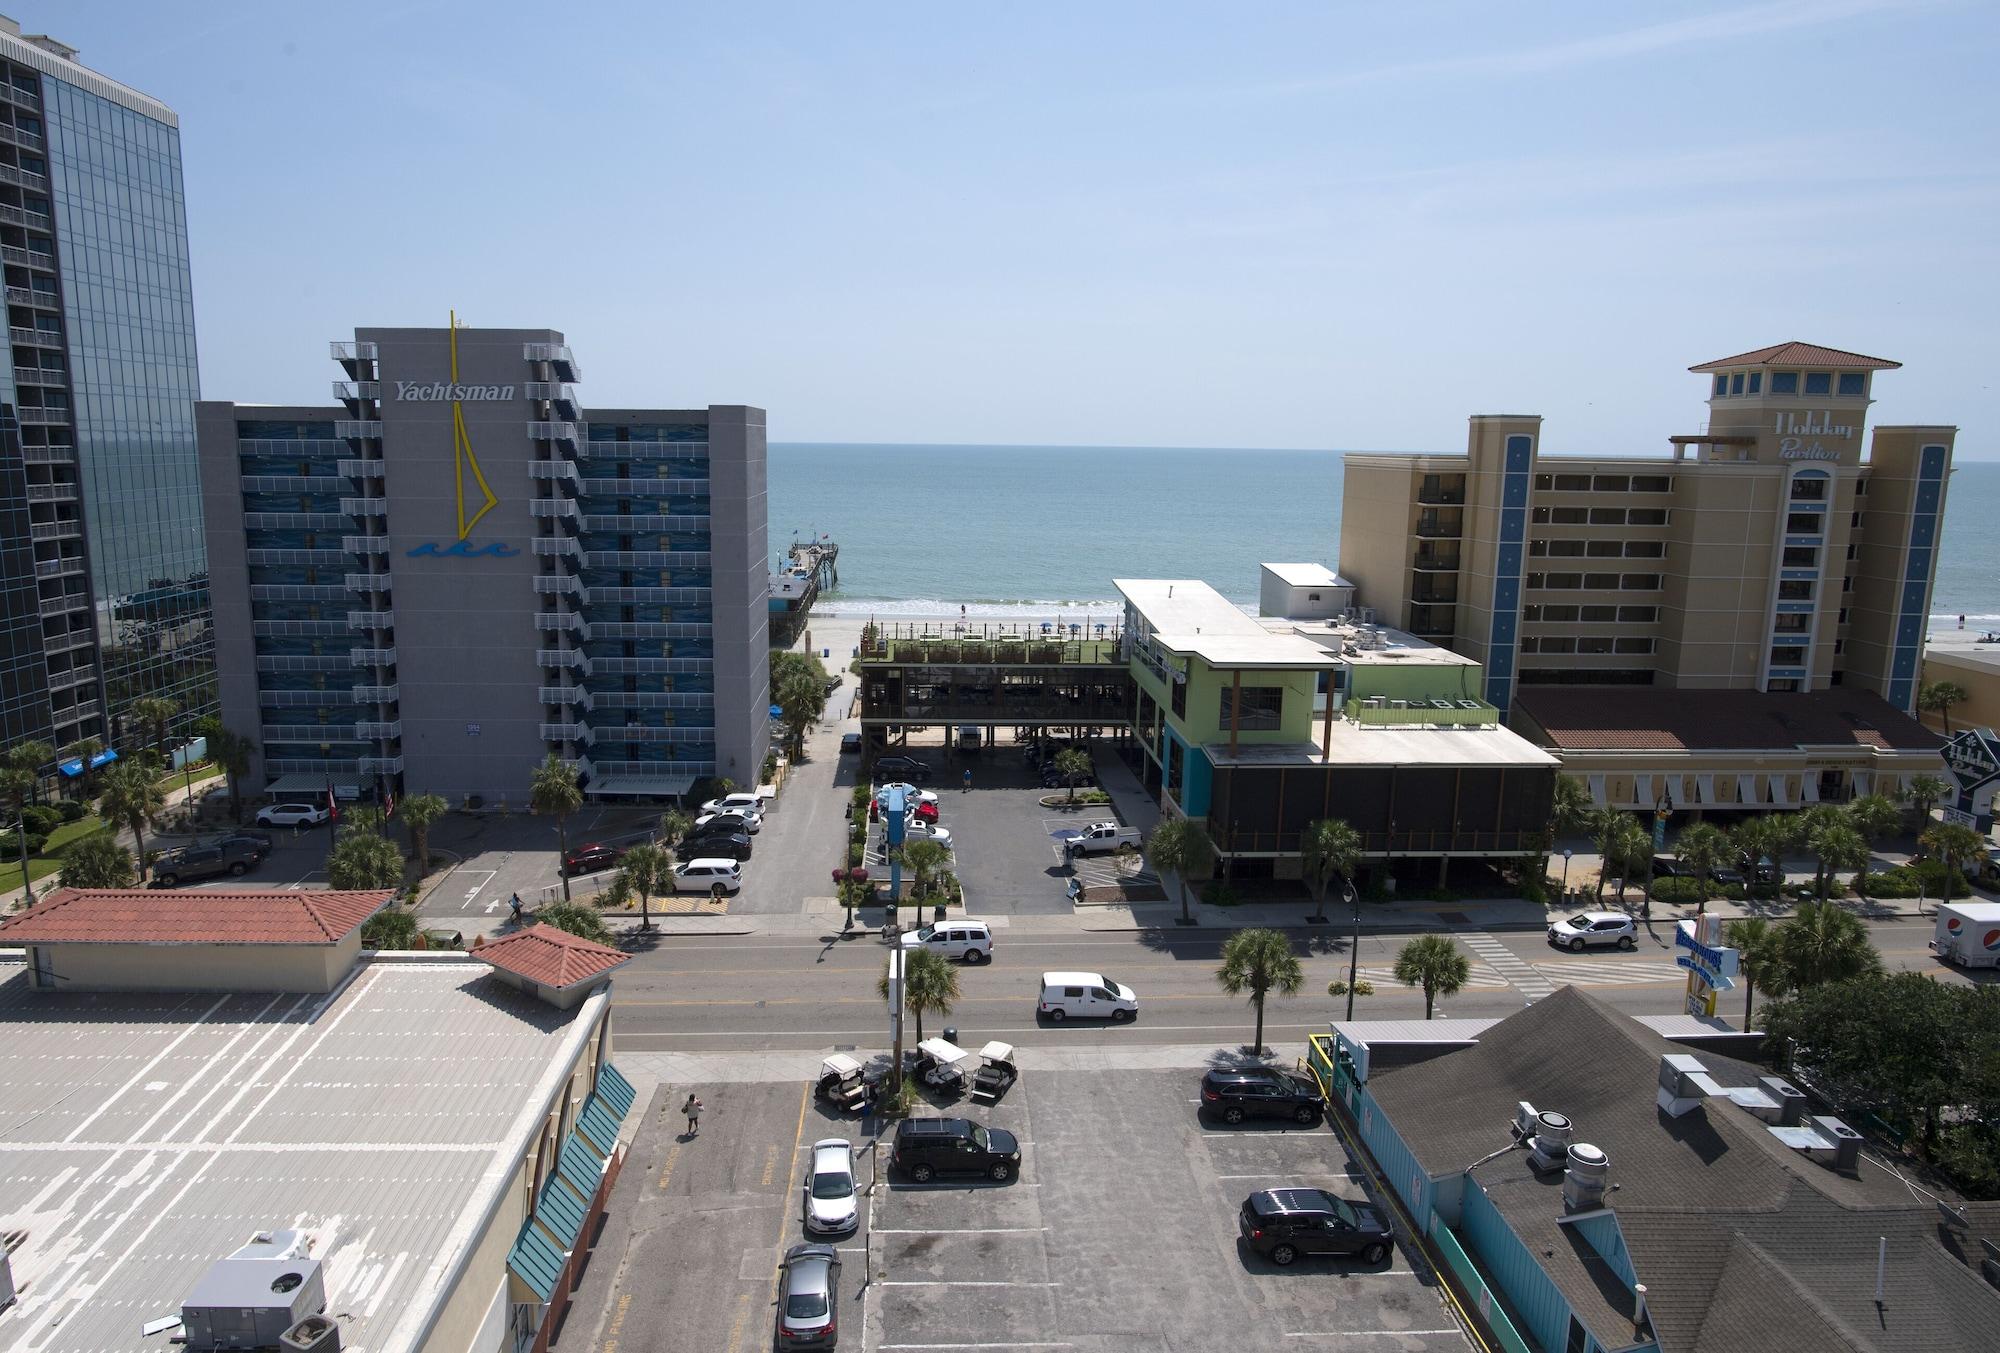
[534,1173,590,1248]
[596,1063,637,1118]
[507,1217,565,1301]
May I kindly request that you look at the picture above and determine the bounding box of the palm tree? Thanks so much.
[361,907,421,950]
[1217,927,1305,1055]
[877,948,960,1046]
[617,841,672,930]
[1775,900,1883,990]
[776,668,827,757]
[1300,818,1362,925]
[1393,934,1473,1019]
[538,900,615,946]
[1900,773,1951,828]
[1918,680,1970,734]
[1148,818,1215,926]
[98,761,166,881]
[397,793,448,872]
[1807,823,1868,901]
[1918,821,1985,903]
[326,828,404,889]
[129,696,180,771]
[1844,794,1902,900]
[1789,804,1848,899]
[193,719,255,821]
[1550,775,1594,841]
[530,753,583,900]
[1602,815,1651,901]
[343,805,387,837]
[1674,822,1729,915]
[61,736,104,801]
[837,872,872,930]
[901,838,950,900]
[1731,815,1786,894]
[1723,917,1785,1028]
[1053,748,1093,804]
[657,809,693,857]
[1589,809,1627,901]
[59,831,134,888]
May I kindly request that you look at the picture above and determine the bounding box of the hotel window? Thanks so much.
[1769,678,1801,692]
[1621,574,1662,590]
[1548,540,1585,557]
[1771,372,1799,395]
[1553,473,1592,491]
[1730,373,1746,395]
[1782,546,1819,568]
[1534,474,1553,491]
[1846,543,1858,561]
[1522,605,1542,621]
[1615,637,1656,654]
[1627,508,1668,525]
[1617,605,1658,623]
[1540,636,1578,654]
[1530,540,1546,556]
[1624,541,1665,558]
[1786,512,1821,533]
[1218,686,1284,731]
[1631,475,1671,492]
[1551,506,1588,524]
[1838,373,1866,396]
[1770,645,1807,666]
[1545,573,1583,590]
[1714,374,1729,397]
[1580,605,1617,622]
[1519,637,1537,654]
[1748,373,1762,394]
[1805,372,1832,395]
[1789,477,1827,500]
[1775,614,1810,634]
[1779,580,1813,600]
[1586,541,1622,558]
[1592,475,1630,492]
[1850,511,1863,529]
[1584,572,1620,590]
[1854,479,1868,495]
[1579,636,1614,654]
[1838,607,1850,624]
[1589,508,1626,525]
[1541,604,1580,621]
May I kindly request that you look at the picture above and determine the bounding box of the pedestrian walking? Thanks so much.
[962,768,972,793]
[683,1092,702,1137]
[509,892,523,923]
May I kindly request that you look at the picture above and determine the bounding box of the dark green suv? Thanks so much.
[890,1117,1020,1183]
[152,838,266,887]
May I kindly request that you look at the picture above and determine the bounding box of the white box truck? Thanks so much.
[1930,900,2000,970]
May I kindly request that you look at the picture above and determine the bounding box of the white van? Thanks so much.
[1038,970,1137,1023]
[672,858,743,895]
[900,920,993,963]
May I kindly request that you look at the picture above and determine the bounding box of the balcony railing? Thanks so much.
[21,444,75,463]
[249,584,347,603]
[1348,699,1499,728]
[254,619,347,638]
[539,686,592,711]
[585,586,712,606]
[334,420,383,440]
[244,548,346,566]
[346,610,394,632]
[332,381,380,402]
[536,649,591,675]
[344,573,392,592]
[9,325,58,347]
[539,722,591,744]
[523,382,581,414]
[337,458,385,479]
[13,367,66,388]
[36,592,87,617]
[354,721,402,740]
[351,684,400,703]
[587,656,711,675]
[349,647,397,666]
[242,475,346,494]
[527,420,583,447]
[359,756,404,775]
[582,760,717,783]
[592,691,715,710]
[584,550,711,569]
[340,498,388,517]
[580,514,704,533]
[343,535,389,555]
[533,574,582,596]
[26,482,76,501]
[1411,549,1461,572]
[533,537,583,561]
[330,340,380,362]
[30,519,80,540]
[530,460,579,483]
[522,342,580,379]
[534,613,589,636]
[584,725,714,743]
[530,498,578,520]
[255,655,352,672]
[245,513,350,530]
[1413,514,1462,539]
[33,556,83,578]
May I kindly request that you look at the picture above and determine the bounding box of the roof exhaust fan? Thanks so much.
[1514,1101,1574,1174]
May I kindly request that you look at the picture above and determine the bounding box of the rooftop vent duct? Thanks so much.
[181,1230,326,1352]
[1563,1142,1610,1212]
[1514,1101,1574,1173]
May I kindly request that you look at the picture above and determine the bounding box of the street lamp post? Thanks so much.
[1560,847,1574,900]
[1343,880,1361,1022]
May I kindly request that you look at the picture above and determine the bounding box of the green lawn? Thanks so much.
[9,816,114,888]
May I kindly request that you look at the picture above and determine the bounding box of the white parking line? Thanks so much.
[877,1280,1059,1287]
[1285,1331,1461,1339]
[1211,1174,1352,1181]
[456,868,498,912]
[871,1227,1048,1235]
[879,1345,1074,1351]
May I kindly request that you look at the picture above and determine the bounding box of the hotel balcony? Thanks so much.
[330,340,380,361]
[533,537,583,562]
[245,513,351,531]
[337,458,385,479]
[5,284,55,309]
[536,652,591,679]
[344,573,392,593]
[332,381,380,403]
[334,420,383,440]
[593,691,715,711]
[1411,582,1460,606]
[8,325,58,348]
[585,725,714,743]
[359,755,403,775]
[584,622,711,641]
[44,628,94,654]
[244,548,345,567]
[585,550,711,569]
[588,656,711,675]
[343,535,389,555]
[539,686,592,712]
[1411,546,1461,572]
[254,619,347,638]
[26,481,76,502]
[44,665,95,692]
[524,382,581,416]
[533,574,583,597]
[522,342,581,380]
[260,690,333,708]
[530,459,580,485]
[527,420,583,448]
[255,654,352,673]
[32,555,84,579]
[1406,603,1458,637]
[242,475,348,494]
[352,684,400,703]
[349,647,398,666]
[30,519,81,541]
[13,367,66,388]
[250,584,347,603]
[530,498,579,521]
[1413,511,1463,539]
[340,497,388,517]
[346,610,394,632]
[585,585,713,606]
[16,407,71,426]
[35,591,87,618]
[262,725,345,746]
[354,721,402,740]
[534,613,590,639]
[580,514,705,533]
[539,722,592,745]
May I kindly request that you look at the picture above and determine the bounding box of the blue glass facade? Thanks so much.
[0,35,202,767]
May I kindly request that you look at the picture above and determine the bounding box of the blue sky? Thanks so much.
[44,0,2000,456]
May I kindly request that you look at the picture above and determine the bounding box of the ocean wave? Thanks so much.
[816,596,1129,619]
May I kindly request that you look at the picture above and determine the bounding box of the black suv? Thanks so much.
[890,1117,1020,1183]
[1200,1067,1324,1126]
[151,838,265,887]
[874,756,933,782]
[1238,1188,1392,1266]
[680,829,752,861]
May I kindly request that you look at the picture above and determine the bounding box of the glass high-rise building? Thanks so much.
[0,16,205,769]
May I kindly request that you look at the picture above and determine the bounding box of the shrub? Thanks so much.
[846,842,863,868]
[1201,881,1241,907]
[56,799,86,823]
[21,804,60,837]
[1518,875,1549,905]
[1911,858,1971,899]
[1649,876,1706,906]
[1935,1123,2000,1200]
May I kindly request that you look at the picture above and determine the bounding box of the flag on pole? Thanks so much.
[326,782,339,821]
[383,789,395,820]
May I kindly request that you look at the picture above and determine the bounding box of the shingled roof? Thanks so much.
[1689,342,1902,372]
[475,923,629,990]
[0,888,393,945]
[1364,988,2000,1353]
[1513,687,1942,754]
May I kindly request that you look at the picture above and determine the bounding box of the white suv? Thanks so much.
[899,920,992,963]
[256,802,329,826]
[673,858,743,896]
[1547,911,1637,952]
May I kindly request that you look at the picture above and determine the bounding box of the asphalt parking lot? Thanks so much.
[578,1067,1469,1352]
[916,753,1128,917]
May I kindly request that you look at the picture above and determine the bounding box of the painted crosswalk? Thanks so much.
[1460,933,1557,1000]
[1353,962,1510,991]
[1533,958,1686,987]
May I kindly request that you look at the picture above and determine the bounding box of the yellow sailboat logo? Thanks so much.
[449,310,500,540]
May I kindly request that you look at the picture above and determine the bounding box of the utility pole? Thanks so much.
[887,942,905,1098]
[1343,881,1361,1021]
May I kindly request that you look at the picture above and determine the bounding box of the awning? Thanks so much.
[1586,775,1607,807]
[1635,775,1654,808]
[1852,771,1872,796]
[1695,774,1716,804]
[266,773,364,797]
[585,774,694,798]
[1802,776,1821,803]
[1737,774,1756,805]
[58,748,119,776]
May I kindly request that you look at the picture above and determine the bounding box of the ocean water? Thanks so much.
[768,444,2000,626]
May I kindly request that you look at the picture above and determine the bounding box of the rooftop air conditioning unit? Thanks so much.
[1562,1142,1609,1212]
[1514,1101,1574,1173]
[1749,1076,1807,1126]
[1802,1116,1862,1174]
[181,1230,326,1352]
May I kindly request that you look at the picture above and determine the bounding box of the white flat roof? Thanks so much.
[1261,562,1350,588]
[1117,579,1340,669]
[1204,721,1558,769]
[1256,617,1478,667]
[0,956,599,1353]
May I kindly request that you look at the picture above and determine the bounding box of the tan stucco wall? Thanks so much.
[32,935,356,992]
[1920,649,2000,735]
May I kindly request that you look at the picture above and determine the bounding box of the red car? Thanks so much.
[912,801,940,824]
[563,843,624,876]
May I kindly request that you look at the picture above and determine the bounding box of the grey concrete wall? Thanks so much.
[706,405,770,785]
[368,327,561,807]
[194,399,271,792]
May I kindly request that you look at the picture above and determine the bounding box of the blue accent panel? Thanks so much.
[1355,1085,1431,1219]
[577,1095,622,1155]
[557,1130,608,1198]
[1484,436,1534,712]
[1463,1180,1578,1353]
[534,1173,590,1248]
[508,1217,565,1301]
[1883,445,1948,713]
[1183,746,1213,817]
[1568,1211,1637,1286]
[596,1063,637,1119]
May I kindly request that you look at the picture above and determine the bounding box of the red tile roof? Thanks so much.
[1514,687,1943,753]
[0,889,394,945]
[475,924,629,990]
[1689,342,1901,373]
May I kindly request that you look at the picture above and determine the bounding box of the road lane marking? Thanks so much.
[1461,932,1554,999]
[871,1227,1047,1234]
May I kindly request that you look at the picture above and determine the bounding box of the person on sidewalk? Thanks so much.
[962,768,973,793]
[682,1092,703,1137]
[509,893,523,924]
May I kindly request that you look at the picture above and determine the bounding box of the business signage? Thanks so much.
[1774,410,1856,461]
[1674,920,1738,992]
[1941,727,2000,792]
[405,311,516,561]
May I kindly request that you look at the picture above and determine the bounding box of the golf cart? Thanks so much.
[911,1037,970,1092]
[968,1041,1018,1104]
[815,1053,877,1113]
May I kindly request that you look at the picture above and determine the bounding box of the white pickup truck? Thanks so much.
[1065,821,1143,856]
